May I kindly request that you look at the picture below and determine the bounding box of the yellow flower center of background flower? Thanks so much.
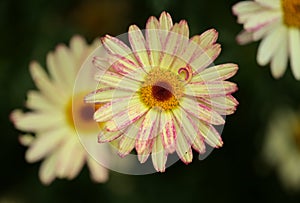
[282,0,300,28]
[139,68,184,110]
[66,92,103,133]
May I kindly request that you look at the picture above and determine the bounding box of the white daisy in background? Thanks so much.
[263,108,300,190]
[10,35,112,185]
[85,12,239,172]
[232,0,300,79]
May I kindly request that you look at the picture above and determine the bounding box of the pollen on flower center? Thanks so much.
[282,0,300,28]
[139,68,184,110]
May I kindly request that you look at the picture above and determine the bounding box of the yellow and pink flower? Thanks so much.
[85,12,239,172]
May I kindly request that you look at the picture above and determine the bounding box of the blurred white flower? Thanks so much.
[10,35,113,185]
[232,0,300,79]
[263,108,300,190]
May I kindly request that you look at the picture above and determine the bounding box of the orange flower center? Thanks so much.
[282,0,300,27]
[139,68,184,110]
[66,92,103,134]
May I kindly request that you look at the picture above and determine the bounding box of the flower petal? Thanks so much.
[146,16,162,67]
[174,121,193,164]
[270,28,288,79]
[87,157,109,183]
[236,30,254,45]
[85,87,133,103]
[159,11,173,43]
[10,109,64,132]
[135,108,159,154]
[257,25,283,66]
[192,63,238,82]
[160,111,176,153]
[104,96,149,131]
[56,139,83,179]
[151,137,167,172]
[190,43,221,74]
[29,61,66,104]
[39,153,57,185]
[128,25,151,70]
[198,122,223,147]
[160,22,189,70]
[118,118,143,157]
[289,28,300,80]
[173,108,205,153]
[185,81,238,98]
[180,97,225,125]
[199,95,239,115]
[94,71,141,91]
[26,90,56,111]
[25,128,67,162]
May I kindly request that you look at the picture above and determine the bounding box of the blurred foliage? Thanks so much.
[2,0,300,202]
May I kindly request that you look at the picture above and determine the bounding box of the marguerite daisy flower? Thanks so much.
[263,108,300,190]
[232,0,300,79]
[85,12,239,172]
[10,35,113,185]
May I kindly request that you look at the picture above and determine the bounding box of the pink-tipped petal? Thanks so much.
[160,112,176,153]
[185,81,238,98]
[192,63,238,82]
[191,43,221,74]
[136,109,159,154]
[146,16,162,67]
[180,97,225,125]
[128,25,151,69]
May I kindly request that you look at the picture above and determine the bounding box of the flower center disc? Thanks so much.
[152,81,173,101]
[282,0,300,28]
[140,68,184,110]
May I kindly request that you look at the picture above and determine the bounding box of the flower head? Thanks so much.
[263,108,300,190]
[232,0,300,79]
[10,36,111,185]
[85,12,239,172]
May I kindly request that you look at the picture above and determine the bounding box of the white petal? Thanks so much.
[56,139,83,179]
[87,157,109,183]
[236,30,254,45]
[270,27,288,79]
[25,128,68,162]
[257,25,283,66]
[26,90,56,111]
[39,153,58,185]
[289,28,300,80]
[29,61,66,104]
[255,0,281,9]
[10,109,64,132]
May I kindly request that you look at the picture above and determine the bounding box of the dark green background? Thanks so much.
[2,0,300,202]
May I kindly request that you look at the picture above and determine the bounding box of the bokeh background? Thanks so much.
[2,0,300,202]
